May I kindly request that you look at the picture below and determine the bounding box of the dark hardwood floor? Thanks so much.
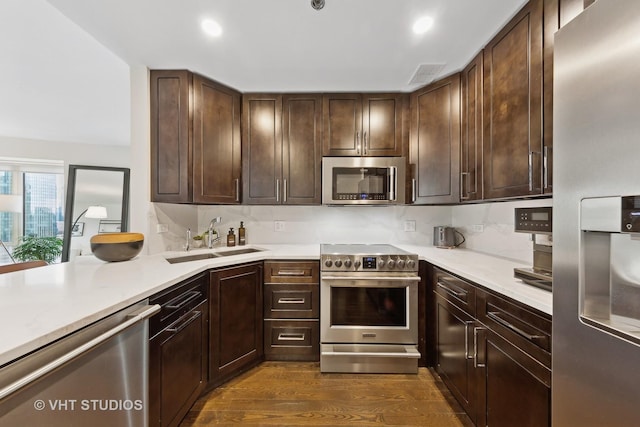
[181,362,473,426]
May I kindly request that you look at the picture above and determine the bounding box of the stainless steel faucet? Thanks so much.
[208,217,221,248]
[185,228,191,251]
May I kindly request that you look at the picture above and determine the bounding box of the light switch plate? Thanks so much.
[471,224,484,233]
[404,220,416,232]
[274,221,285,232]
[156,223,169,233]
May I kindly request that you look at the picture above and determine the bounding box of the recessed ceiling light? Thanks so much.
[201,19,222,37]
[413,16,434,35]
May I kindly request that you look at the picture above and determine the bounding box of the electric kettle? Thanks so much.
[433,226,465,249]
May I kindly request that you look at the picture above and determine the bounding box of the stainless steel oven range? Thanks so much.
[320,244,420,373]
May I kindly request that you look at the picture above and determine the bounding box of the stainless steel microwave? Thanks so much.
[322,157,406,205]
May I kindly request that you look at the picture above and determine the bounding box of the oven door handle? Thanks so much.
[321,276,420,282]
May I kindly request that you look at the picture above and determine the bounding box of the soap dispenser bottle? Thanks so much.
[238,221,246,246]
[227,228,236,247]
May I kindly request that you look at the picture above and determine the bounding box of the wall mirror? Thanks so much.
[61,165,130,262]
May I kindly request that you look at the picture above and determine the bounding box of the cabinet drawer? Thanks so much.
[264,320,319,361]
[433,268,476,316]
[264,261,319,284]
[477,290,551,368]
[264,284,319,319]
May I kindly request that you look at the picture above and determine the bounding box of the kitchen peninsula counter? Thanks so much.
[0,244,550,367]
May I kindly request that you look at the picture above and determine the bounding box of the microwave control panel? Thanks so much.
[515,207,552,234]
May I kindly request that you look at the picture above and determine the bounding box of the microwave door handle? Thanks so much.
[389,166,397,201]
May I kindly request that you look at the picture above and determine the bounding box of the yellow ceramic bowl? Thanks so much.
[90,232,144,262]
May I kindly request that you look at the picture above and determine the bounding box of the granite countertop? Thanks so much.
[0,243,550,367]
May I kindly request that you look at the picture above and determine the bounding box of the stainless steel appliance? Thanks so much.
[0,300,160,426]
[322,157,405,205]
[320,244,420,373]
[554,1,640,425]
[433,226,465,248]
[513,207,552,291]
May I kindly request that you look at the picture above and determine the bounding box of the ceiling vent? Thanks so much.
[408,64,446,86]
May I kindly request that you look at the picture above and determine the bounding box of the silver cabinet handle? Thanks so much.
[235,179,240,202]
[464,321,473,360]
[436,280,468,299]
[411,178,417,203]
[0,304,160,400]
[460,172,470,200]
[487,311,546,342]
[529,151,542,192]
[356,131,361,155]
[166,310,202,334]
[473,326,486,368]
[277,270,306,276]
[277,297,305,304]
[283,179,287,203]
[363,131,368,155]
[276,178,280,202]
[165,291,201,310]
[278,333,305,341]
[543,146,551,189]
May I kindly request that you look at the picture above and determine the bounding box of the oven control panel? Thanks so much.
[321,254,418,273]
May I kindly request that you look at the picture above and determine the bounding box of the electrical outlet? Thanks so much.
[404,220,416,232]
[471,224,484,233]
[156,223,169,233]
[274,220,285,232]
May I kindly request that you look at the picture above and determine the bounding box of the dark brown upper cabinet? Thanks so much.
[242,94,322,205]
[460,52,484,202]
[322,93,404,157]
[482,0,544,199]
[409,74,461,204]
[150,70,241,204]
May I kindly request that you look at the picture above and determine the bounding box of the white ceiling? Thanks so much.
[2,0,528,146]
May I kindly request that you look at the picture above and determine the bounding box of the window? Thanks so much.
[0,158,64,264]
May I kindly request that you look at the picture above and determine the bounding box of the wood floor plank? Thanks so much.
[181,362,473,427]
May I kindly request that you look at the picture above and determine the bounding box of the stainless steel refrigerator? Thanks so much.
[554,0,640,425]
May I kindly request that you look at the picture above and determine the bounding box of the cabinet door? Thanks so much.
[322,94,363,156]
[362,94,404,156]
[461,53,483,201]
[476,329,551,427]
[435,295,478,423]
[150,70,193,203]
[193,75,242,204]
[483,0,544,199]
[410,74,461,204]
[282,94,322,204]
[242,94,283,204]
[209,263,263,387]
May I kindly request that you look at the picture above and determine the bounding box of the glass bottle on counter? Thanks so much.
[238,221,246,246]
[227,228,236,247]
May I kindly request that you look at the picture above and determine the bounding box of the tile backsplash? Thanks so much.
[147,198,552,264]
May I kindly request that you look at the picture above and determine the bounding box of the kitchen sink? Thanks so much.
[215,248,263,257]
[165,253,221,264]
[165,247,263,264]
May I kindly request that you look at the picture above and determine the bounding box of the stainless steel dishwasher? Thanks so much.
[0,300,160,426]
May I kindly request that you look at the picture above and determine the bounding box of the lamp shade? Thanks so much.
[85,205,108,219]
[0,194,22,213]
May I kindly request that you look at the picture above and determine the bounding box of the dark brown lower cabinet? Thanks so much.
[209,262,264,387]
[431,266,551,427]
[476,329,551,427]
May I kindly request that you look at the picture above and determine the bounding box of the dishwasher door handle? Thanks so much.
[0,304,160,401]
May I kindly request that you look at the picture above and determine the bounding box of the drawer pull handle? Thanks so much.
[436,281,467,299]
[165,291,202,310]
[278,333,305,341]
[277,270,306,276]
[277,297,305,304]
[166,310,202,334]
[487,311,545,342]
[474,326,486,368]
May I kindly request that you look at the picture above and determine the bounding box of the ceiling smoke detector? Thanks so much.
[311,0,325,11]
